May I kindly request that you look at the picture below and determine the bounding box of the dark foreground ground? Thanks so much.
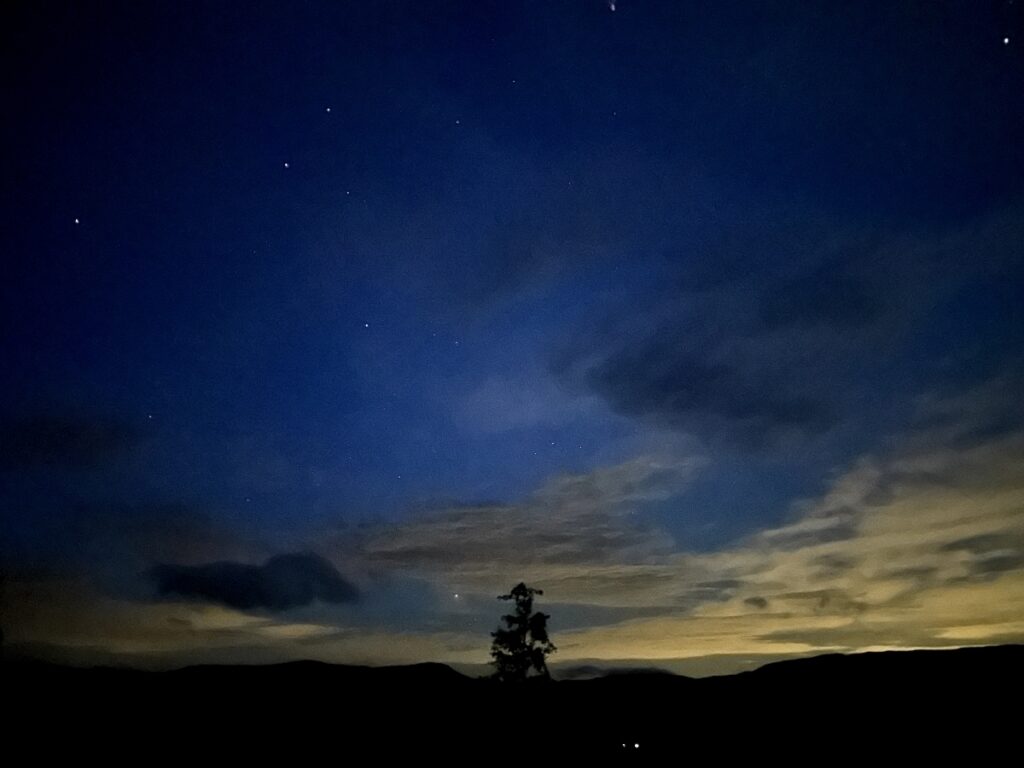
[4,644,1021,760]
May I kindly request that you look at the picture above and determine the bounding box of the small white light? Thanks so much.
[1004,37,1011,45]
[284,162,290,168]
[74,218,80,224]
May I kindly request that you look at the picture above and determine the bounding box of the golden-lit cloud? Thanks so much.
[360,376,1024,669]
[6,377,1023,674]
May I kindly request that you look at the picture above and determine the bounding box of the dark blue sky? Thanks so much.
[3,1,1023,671]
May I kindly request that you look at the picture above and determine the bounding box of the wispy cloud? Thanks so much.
[361,453,704,603]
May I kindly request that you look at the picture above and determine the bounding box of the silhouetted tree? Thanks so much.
[490,582,556,681]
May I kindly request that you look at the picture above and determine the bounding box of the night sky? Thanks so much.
[3,1,1023,674]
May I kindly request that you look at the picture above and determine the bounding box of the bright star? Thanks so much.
[74,218,80,224]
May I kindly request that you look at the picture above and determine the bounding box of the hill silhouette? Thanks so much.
[5,645,1021,759]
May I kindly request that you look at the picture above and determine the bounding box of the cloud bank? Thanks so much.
[6,376,1023,674]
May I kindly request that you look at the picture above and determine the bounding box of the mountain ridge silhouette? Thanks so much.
[5,644,1020,758]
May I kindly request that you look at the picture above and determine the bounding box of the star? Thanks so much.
[364,322,370,328]
[325,107,332,112]
[1004,37,1011,45]
[455,119,461,125]
[147,414,153,420]
[284,162,290,168]
[74,218,80,224]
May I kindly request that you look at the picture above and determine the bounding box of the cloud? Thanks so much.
[360,453,704,605]
[150,553,359,611]
[457,371,600,433]
[349,373,1024,666]
[10,375,1024,674]
[0,410,138,470]
[759,271,883,330]
[553,200,1024,450]
[580,343,837,447]
[552,376,1024,661]
[3,575,479,669]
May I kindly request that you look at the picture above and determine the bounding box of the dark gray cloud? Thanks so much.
[968,552,1024,576]
[552,202,1023,451]
[876,565,939,582]
[940,533,1018,556]
[759,272,883,330]
[0,411,138,470]
[151,553,359,611]
[913,372,1024,451]
[776,589,868,615]
[744,596,768,610]
[809,553,859,581]
[940,531,1024,578]
[697,579,747,591]
[576,339,836,447]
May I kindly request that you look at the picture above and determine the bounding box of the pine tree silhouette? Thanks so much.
[490,582,556,681]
